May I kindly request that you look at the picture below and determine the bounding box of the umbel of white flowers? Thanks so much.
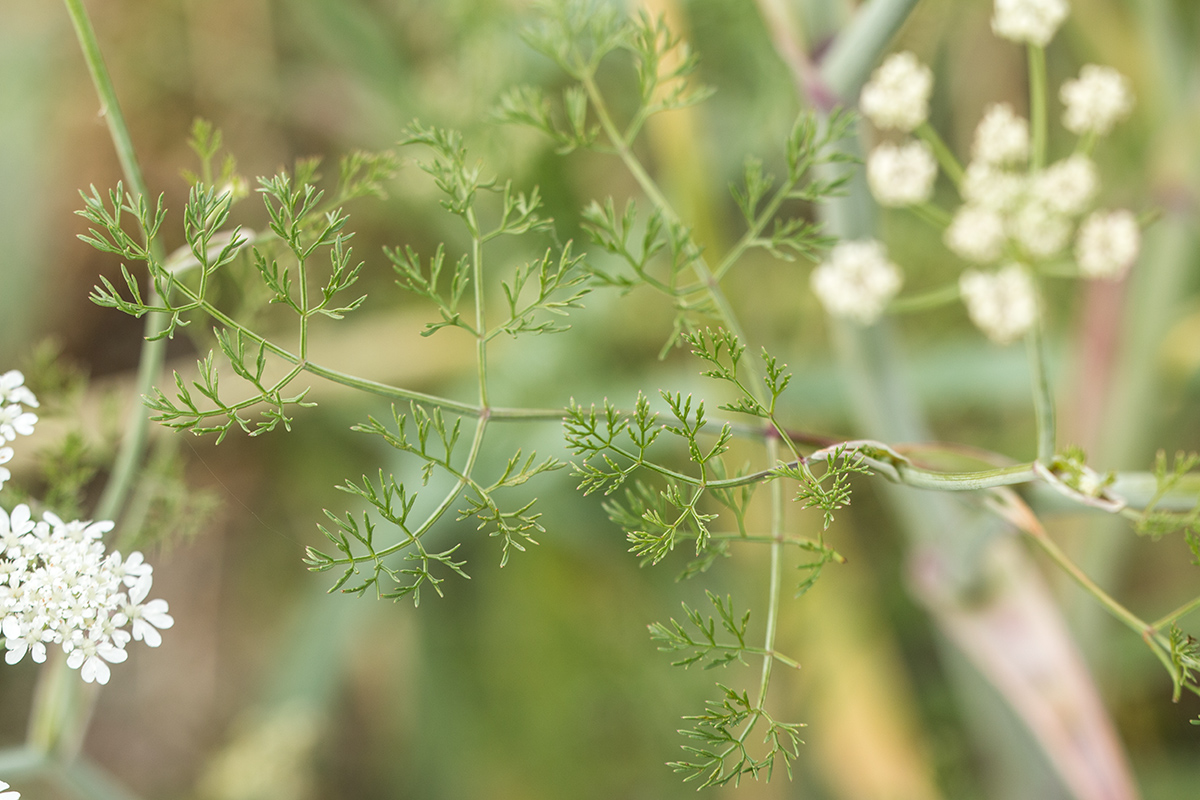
[817,0,1141,343]
[0,372,173,685]
[0,507,175,684]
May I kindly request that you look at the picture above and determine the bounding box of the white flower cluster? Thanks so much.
[1061,65,1134,135]
[810,0,1143,343]
[861,53,939,209]
[0,369,172,685]
[960,265,1038,344]
[991,0,1069,46]
[810,240,903,325]
[867,140,937,207]
[860,52,932,132]
[0,504,174,684]
[0,371,38,491]
[0,780,18,800]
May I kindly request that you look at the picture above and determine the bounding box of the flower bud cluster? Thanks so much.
[0,371,172,684]
[816,2,1143,344]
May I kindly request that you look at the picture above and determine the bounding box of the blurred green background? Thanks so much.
[0,0,1198,798]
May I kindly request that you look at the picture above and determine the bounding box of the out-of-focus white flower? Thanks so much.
[991,0,1069,46]
[960,264,1038,344]
[810,240,903,325]
[0,778,21,800]
[972,103,1030,165]
[1076,209,1140,279]
[867,140,938,206]
[0,447,11,491]
[1061,65,1134,135]
[860,52,933,132]
[1011,198,1071,258]
[0,504,170,684]
[1032,155,1098,216]
[962,162,1026,211]
[945,206,1008,263]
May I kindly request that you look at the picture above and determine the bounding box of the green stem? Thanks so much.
[1026,288,1056,463]
[1021,520,1163,649]
[713,167,807,282]
[1152,594,1200,630]
[756,438,785,710]
[889,282,961,314]
[64,0,169,525]
[580,73,750,352]
[468,213,490,408]
[916,121,964,188]
[38,0,170,766]
[1027,44,1048,171]
[909,202,952,229]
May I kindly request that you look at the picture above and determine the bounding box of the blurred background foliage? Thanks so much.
[0,0,1197,798]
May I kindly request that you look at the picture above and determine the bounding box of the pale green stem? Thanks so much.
[579,73,751,352]
[1026,528,1156,641]
[756,438,786,710]
[1026,288,1057,463]
[713,168,810,282]
[916,121,964,188]
[38,0,169,769]
[64,0,169,525]
[1027,44,1048,171]
[296,247,310,361]
[909,202,952,229]
[889,282,961,314]
[468,212,490,408]
[1152,594,1200,631]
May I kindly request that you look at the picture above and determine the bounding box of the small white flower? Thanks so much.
[1032,155,1097,216]
[972,103,1030,165]
[67,634,128,685]
[1011,198,1072,258]
[945,206,1008,263]
[1061,65,1134,135]
[810,240,903,325]
[124,578,173,647]
[860,52,933,132]
[0,778,21,800]
[0,372,37,409]
[0,447,11,491]
[867,140,938,206]
[962,162,1026,211]
[1076,209,1140,279]
[991,0,1069,46]
[0,405,36,443]
[960,264,1039,344]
